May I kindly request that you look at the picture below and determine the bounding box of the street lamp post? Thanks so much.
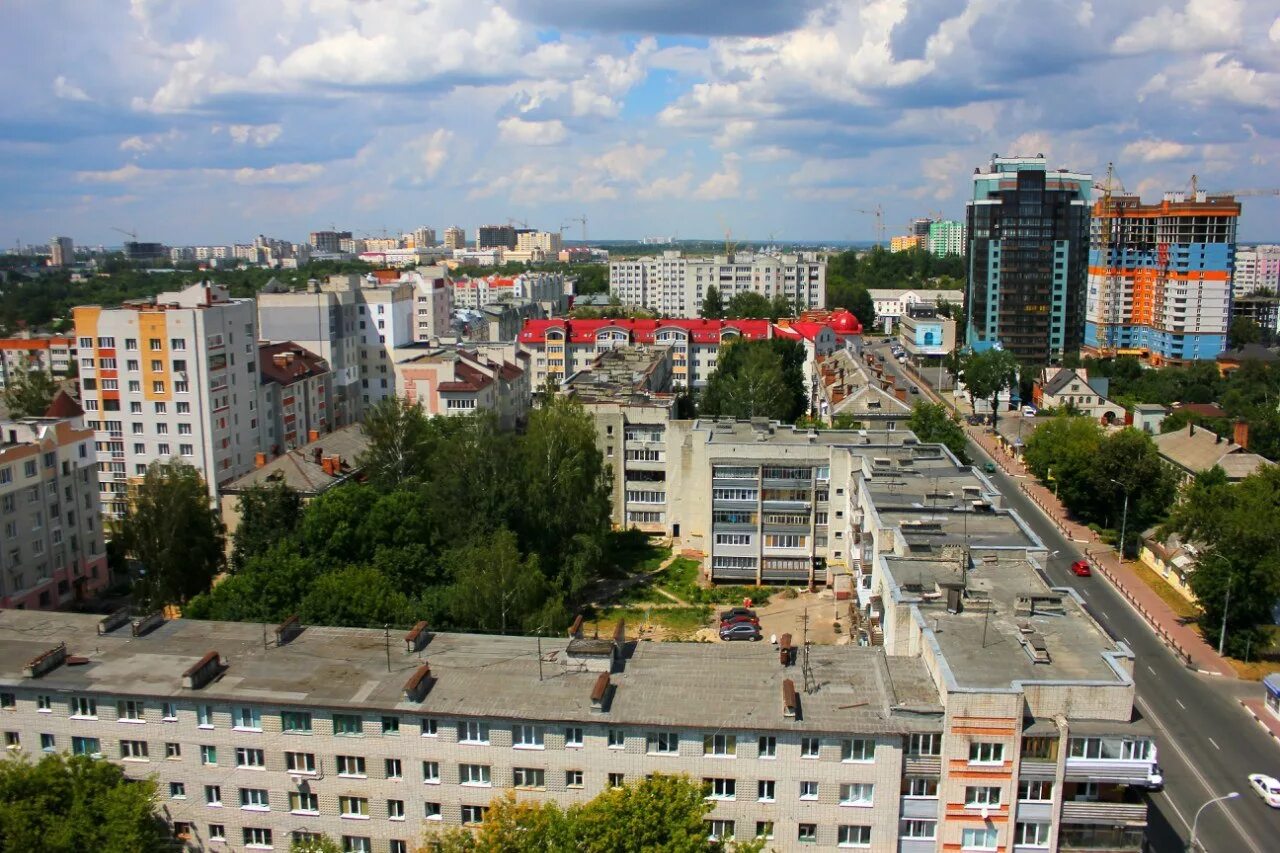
[1219,574,1232,658]
[1108,478,1131,560]
[1188,791,1239,851]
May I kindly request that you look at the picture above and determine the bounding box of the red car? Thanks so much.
[720,614,760,628]
[1070,559,1092,577]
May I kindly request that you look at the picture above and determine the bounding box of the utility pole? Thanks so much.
[384,624,391,672]
[1218,577,1232,658]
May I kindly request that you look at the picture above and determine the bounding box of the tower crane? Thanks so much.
[1093,162,1127,354]
[855,205,885,248]
[717,215,737,261]
[1188,174,1280,198]
[565,215,587,243]
[111,227,138,241]
[507,217,530,230]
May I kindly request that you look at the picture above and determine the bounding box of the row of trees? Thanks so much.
[1022,416,1177,555]
[828,246,966,328]
[699,287,797,321]
[128,394,612,636]
[698,338,807,423]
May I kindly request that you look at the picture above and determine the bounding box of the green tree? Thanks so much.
[299,564,422,628]
[183,543,317,622]
[724,291,773,319]
[700,339,806,423]
[1022,415,1105,511]
[447,528,549,635]
[960,348,1020,428]
[1228,315,1261,349]
[1085,428,1177,555]
[120,460,225,609]
[909,401,969,463]
[0,367,58,417]
[0,753,169,853]
[358,396,434,489]
[229,481,303,572]
[769,293,795,320]
[700,284,724,319]
[291,833,343,853]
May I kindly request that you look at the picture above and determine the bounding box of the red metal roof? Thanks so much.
[518,317,778,345]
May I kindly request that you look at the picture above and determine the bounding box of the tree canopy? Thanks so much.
[960,348,1020,427]
[699,284,724,319]
[826,246,965,330]
[908,401,969,463]
[0,753,169,853]
[699,339,806,423]
[0,368,58,417]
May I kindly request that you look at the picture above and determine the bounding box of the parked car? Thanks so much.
[983,461,997,474]
[1022,405,1037,418]
[1249,773,1280,808]
[720,614,760,629]
[1070,559,1092,577]
[1141,765,1163,792]
[719,622,762,641]
[909,384,919,394]
[719,607,757,622]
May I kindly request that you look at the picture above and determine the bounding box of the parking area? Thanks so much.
[695,587,850,645]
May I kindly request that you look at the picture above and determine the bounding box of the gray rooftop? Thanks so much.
[223,425,367,495]
[0,610,943,736]
[692,419,916,448]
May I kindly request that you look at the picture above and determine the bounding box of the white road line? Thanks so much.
[1147,665,1157,675]
[1138,696,1262,853]
[1208,737,1221,751]
[1176,698,1186,710]
[1078,588,1090,597]
[1099,610,1110,622]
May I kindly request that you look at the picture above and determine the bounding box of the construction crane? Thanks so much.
[1188,174,1280,198]
[717,215,737,261]
[856,205,885,248]
[507,217,530,230]
[565,214,587,243]
[111,227,138,241]
[1093,162,1127,354]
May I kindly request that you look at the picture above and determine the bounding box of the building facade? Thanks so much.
[442,227,465,251]
[609,252,827,316]
[927,220,965,258]
[966,155,1092,363]
[0,418,108,609]
[49,236,75,268]
[1232,245,1280,297]
[395,345,530,430]
[889,236,924,253]
[869,289,964,324]
[73,282,262,512]
[451,273,566,314]
[1084,192,1241,365]
[309,231,352,253]
[257,343,333,455]
[0,336,75,389]
[476,225,517,250]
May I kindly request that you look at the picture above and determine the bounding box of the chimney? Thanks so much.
[308,429,320,442]
[312,447,323,464]
[1234,419,1250,449]
[254,452,267,468]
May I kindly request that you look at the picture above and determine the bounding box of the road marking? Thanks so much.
[1078,588,1090,597]
[1147,665,1157,675]
[1138,696,1263,853]
[1099,610,1110,622]
[1208,737,1221,751]
[1176,698,1187,710]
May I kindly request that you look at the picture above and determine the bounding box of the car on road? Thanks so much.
[719,622,762,641]
[1022,405,1037,418]
[1070,559,1092,577]
[719,607,757,622]
[720,614,760,629]
[1248,773,1280,807]
[983,461,997,474]
[909,384,919,394]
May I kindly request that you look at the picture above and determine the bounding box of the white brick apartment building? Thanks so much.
[610,252,827,316]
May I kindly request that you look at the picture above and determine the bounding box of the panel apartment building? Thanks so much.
[610,251,827,316]
[0,335,75,389]
[73,282,262,513]
[1084,191,1240,364]
[965,155,1092,363]
[0,420,1156,852]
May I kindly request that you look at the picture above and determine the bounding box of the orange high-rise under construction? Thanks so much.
[1085,185,1239,366]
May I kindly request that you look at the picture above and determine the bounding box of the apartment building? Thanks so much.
[609,251,827,316]
[395,345,530,430]
[868,289,963,324]
[966,155,1092,363]
[0,421,1156,852]
[451,273,566,315]
[442,227,465,251]
[403,267,452,341]
[889,236,923,253]
[0,417,107,609]
[816,349,913,428]
[515,231,563,255]
[476,225,517,250]
[309,232,352,253]
[928,220,965,258]
[1232,245,1280,298]
[49,236,75,268]
[0,336,75,389]
[1085,191,1241,365]
[257,343,332,455]
[73,282,262,513]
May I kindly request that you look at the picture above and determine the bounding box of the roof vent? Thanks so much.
[1021,632,1051,665]
[97,608,130,635]
[778,633,794,667]
[783,678,800,719]
[568,614,584,639]
[404,621,430,653]
[182,651,226,690]
[131,611,165,637]
[590,672,613,713]
[275,615,302,646]
[403,663,434,702]
[24,642,68,678]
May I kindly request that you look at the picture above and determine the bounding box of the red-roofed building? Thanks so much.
[0,335,76,389]
[451,272,566,314]
[397,345,531,429]
[257,342,333,453]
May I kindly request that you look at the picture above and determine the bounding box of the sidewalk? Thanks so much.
[910,365,1238,679]
[1241,698,1280,744]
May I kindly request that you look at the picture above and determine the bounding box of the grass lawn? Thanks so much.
[1228,626,1280,681]
[605,530,672,579]
[656,557,780,606]
[588,605,712,640]
[1126,559,1201,622]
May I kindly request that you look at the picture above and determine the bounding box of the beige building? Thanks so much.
[443,226,465,251]
[0,417,108,609]
[49,236,75,267]
[515,230,563,255]
[73,282,263,512]
[610,251,827,316]
[256,343,333,455]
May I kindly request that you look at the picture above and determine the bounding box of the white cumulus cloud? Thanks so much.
[498,117,567,146]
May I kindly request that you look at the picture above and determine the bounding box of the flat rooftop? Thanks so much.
[877,508,1038,552]
[0,610,942,736]
[692,419,917,448]
[882,553,1126,690]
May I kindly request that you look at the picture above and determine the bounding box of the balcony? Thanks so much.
[1015,800,1054,822]
[900,796,938,820]
[1019,760,1057,780]
[1060,800,1147,825]
[1064,758,1158,786]
[902,756,941,776]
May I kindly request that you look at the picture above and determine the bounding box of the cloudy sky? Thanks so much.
[3,0,1279,246]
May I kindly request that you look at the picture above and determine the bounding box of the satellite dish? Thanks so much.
[980,804,990,820]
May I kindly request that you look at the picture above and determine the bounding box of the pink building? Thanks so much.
[396,346,530,429]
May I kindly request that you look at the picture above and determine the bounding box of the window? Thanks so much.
[235,706,262,731]
[608,728,626,749]
[907,733,941,755]
[205,785,222,806]
[3,731,18,749]
[1067,737,1152,761]
[798,823,817,844]
[209,824,226,842]
[154,402,166,414]
[965,786,1001,807]
[170,781,186,799]
[800,780,819,800]
[1018,780,1053,801]
[513,724,544,748]
[149,339,162,351]
[1015,823,1051,847]
[339,796,368,818]
[756,821,775,840]
[336,755,366,777]
[333,714,363,736]
[281,711,311,733]
[422,761,440,783]
[838,825,871,848]
[420,718,437,737]
[71,736,100,756]
[566,769,584,788]
[962,827,998,850]
[117,699,145,721]
[289,792,319,814]
[608,772,625,788]
[461,805,487,825]
[387,799,405,820]
[40,733,55,752]
[243,827,272,848]
[460,764,491,786]
[706,777,736,800]
[800,737,820,758]
[240,788,269,809]
[900,819,937,839]
[236,747,265,769]
[1021,735,1057,760]
[704,733,736,757]
[385,758,403,779]
[424,802,442,820]
[647,731,679,754]
[458,720,489,744]
[969,742,1004,764]
[165,742,181,759]
[903,777,938,797]
[513,768,546,789]
[179,443,193,456]
[757,735,776,758]
[565,726,583,747]
[71,696,97,718]
[842,738,874,762]
[707,820,735,841]
[197,705,215,727]
[285,752,316,773]
[37,694,51,712]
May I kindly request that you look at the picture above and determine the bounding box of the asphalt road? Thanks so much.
[869,340,1280,852]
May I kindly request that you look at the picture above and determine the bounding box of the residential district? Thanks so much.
[1,154,1279,853]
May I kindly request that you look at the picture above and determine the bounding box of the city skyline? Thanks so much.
[3,1,1279,246]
